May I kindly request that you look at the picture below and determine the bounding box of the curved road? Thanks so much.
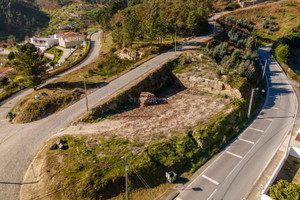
[175,46,297,200]
[0,31,101,123]
[0,32,101,199]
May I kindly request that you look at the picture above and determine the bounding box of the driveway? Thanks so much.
[55,46,76,66]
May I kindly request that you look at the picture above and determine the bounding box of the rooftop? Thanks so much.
[57,32,84,37]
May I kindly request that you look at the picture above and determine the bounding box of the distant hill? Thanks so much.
[0,0,50,42]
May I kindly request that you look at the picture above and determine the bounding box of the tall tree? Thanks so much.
[95,7,110,43]
[122,11,139,47]
[13,43,47,90]
[149,0,159,20]
[112,21,123,49]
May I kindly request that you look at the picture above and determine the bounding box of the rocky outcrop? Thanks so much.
[118,48,144,60]
[176,74,242,98]
[139,92,167,107]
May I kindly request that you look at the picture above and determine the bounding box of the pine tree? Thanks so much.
[13,43,47,90]
[122,11,139,48]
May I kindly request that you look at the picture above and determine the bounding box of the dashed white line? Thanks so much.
[265,118,273,121]
[226,151,243,159]
[249,127,264,133]
[238,137,254,144]
[202,175,219,185]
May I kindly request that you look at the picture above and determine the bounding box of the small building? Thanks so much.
[30,37,59,51]
[57,32,85,48]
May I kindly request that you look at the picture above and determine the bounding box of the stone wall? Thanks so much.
[176,74,242,98]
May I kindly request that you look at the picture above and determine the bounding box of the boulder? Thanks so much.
[49,139,65,150]
[139,92,167,107]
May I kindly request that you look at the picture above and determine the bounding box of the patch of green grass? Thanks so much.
[46,46,63,63]
[86,54,131,78]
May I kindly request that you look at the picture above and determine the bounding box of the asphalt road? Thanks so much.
[175,45,297,200]
[0,31,101,124]
[0,32,101,200]
[0,16,223,199]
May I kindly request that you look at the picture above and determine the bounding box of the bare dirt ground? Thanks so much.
[20,85,231,200]
[57,86,231,142]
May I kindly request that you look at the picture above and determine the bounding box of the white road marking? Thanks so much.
[264,106,279,110]
[249,127,264,133]
[265,118,273,121]
[238,137,255,144]
[207,188,217,200]
[226,151,243,159]
[202,175,219,185]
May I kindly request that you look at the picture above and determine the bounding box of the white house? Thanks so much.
[30,36,59,51]
[57,32,85,48]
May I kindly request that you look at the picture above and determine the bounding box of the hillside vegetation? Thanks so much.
[219,0,300,42]
[0,0,50,41]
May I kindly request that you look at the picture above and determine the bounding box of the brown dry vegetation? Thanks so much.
[228,0,300,41]
[57,87,231,142]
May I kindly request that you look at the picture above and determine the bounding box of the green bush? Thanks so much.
[275,44,290,63]
[269,180,300,200]
[87,54,131,77]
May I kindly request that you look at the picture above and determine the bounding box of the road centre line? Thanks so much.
[226,151,243,159]
[265,118,273,121]
[202,175,219,185]
[248,127,264,133]
[238,137,255,144]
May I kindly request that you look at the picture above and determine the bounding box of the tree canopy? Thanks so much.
[13,43,47,90]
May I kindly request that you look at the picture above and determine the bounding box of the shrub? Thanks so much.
[231,49,241,63]
[110,47,117,53]
[8,51,15,60]
[269,180,300,200]
[275,44,290,63]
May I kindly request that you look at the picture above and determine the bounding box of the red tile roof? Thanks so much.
[57,31,84,37]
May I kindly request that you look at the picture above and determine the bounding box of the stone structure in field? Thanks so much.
[139,92,167,107]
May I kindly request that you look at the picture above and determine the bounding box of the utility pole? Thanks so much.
[248,88,262,118]
[125,157,129,200]
[248,88,255,119]
[262,59,267,79]
[175,32,177,55]
[214,16,216,35]
[79,76,89,111]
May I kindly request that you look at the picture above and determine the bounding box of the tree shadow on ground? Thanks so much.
[41,81,108,91]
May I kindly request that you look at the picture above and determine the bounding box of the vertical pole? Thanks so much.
[125,158,129,200]
[262,59,267,79]
[255,38,257,49]
[214,16,216,35]
[83,77,88,111]
[175,32,177,55]
[248,88,255,119]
